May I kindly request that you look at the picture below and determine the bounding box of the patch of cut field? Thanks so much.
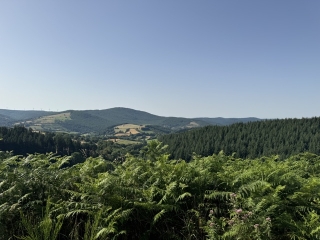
[114,124,144,135]
[129,129,139,134]
[118,124,143,129]
[31,125,43,131]
[115,133,130,137]
[186,121,200,128]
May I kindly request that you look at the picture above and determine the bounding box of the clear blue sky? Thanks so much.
[1,1,319,118]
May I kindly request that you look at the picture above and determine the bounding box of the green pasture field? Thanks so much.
[34,112,71,124]
[108,139,141,145]
[114,124,144,133]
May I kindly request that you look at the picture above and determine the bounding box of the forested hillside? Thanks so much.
[160,117,320,161]
[0,108,261,134]
[1,141,320,239]
[57,111,117,133]
[0,126,88,156]
[0,126,144,162]
[0,114,13,126]
[0,109,55,121]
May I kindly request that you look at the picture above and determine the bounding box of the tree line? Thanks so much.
[0,126,94,156]
[159,117,320,161]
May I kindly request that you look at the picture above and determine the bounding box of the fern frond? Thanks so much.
[176,192,192,202]
[238,180,270,197]
[153,209,166,224]
[205,191,232,200]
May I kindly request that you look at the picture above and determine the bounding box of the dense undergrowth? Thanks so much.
[1,141,320,239]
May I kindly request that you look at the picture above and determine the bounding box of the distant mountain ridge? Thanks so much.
[0,107,262,134]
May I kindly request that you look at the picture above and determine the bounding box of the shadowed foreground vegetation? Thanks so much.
[1,141,320,239]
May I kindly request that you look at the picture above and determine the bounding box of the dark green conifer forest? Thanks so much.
[160,117,320,160]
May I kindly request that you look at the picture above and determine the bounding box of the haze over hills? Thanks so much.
[0,107,261,134]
